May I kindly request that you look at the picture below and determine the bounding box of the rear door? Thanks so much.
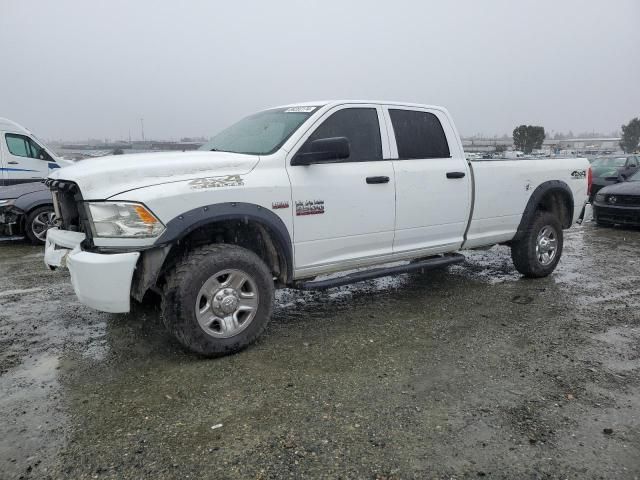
[286,105,396,275]
[2,133,53,184]
[384,106,471,254]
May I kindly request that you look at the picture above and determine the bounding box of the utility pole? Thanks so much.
[140,118,145,142]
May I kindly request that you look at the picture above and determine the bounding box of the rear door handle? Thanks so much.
[366,176,390,184]
[446,171,466,179]
[7,161,18,165]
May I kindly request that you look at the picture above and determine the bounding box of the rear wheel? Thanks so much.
[511,211,563,278]
[161,244,274,357]
[25,206,56,245]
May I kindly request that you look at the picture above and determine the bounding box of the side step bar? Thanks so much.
[295,253,465,291]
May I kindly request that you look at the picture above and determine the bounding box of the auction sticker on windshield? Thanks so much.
[285,107,317,113]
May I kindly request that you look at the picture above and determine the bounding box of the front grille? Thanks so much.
[610,195,640,206]
[44,179,93,243]
[45,179,82,231]
[594,205,640,225]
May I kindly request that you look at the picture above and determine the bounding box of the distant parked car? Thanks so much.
[589,155,639,200]
[0,118,72,186]
[593,170,640,227]
[0,182,56,244]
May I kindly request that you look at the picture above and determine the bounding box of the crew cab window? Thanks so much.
[389,109,450,159]
[299,108,382,162]
[5,134,49,160]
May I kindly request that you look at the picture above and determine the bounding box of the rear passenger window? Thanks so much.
[389,109,450,159]
[300,108,382,162]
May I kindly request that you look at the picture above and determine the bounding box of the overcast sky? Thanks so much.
[1,0,639,141]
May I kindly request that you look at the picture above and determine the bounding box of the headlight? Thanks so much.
[0,199,15,207]
[595,194,606,203]
[86,202,165,238]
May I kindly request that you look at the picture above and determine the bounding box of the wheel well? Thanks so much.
[21,203,54,227]
[535,189,573,228]
[160,219,290,286]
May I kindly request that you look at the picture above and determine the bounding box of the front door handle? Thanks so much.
[366,176,390,184]
[7,161,18,165]
[446,171,466,179]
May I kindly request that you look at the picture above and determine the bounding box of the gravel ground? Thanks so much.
[0,223,639,479]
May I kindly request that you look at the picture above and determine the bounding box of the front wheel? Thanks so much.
[161,244,274,357]
[511,211,563,278]
[25,206,57,245]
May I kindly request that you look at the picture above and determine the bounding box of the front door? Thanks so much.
[286,106,395,276]
[2,133,53,184]
[385,107,471,253]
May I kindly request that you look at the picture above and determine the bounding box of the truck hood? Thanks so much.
[598,180,640,196]
[48,151,260,199]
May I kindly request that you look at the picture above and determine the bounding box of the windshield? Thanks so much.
[591,157,626,168]
[199,107,319,155]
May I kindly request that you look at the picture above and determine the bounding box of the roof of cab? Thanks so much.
[274,100,447,111]
[0,117,31,134]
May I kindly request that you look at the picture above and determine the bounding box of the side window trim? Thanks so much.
[386,107,452,160]
[288,104,390,164]
[384,106,458,161]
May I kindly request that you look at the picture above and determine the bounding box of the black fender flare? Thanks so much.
[514,180,574,240]
[154,202,294,281]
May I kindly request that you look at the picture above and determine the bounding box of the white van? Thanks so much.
[0,118,70,186]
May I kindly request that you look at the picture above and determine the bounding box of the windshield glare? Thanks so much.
[199,107,319,155]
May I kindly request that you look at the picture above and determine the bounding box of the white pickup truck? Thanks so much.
[44,101,591,356]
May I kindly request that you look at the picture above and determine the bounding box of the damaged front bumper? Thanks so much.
[0,205,23,236]
[44,228,140,313]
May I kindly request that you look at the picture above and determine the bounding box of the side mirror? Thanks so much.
[37,148,51,161]
[291,137,350,166]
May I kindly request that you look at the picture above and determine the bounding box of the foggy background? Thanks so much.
[1,0,639,141]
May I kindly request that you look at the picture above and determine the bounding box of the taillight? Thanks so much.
[587,166,593,196]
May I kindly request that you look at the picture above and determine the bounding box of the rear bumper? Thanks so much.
[44,228,139,313]
[593,203,640,226]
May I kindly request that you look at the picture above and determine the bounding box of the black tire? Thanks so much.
[511,211,563,278]
[24,205,56,245]
[161,244,274,357]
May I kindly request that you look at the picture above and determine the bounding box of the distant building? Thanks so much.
[462,137,621,155]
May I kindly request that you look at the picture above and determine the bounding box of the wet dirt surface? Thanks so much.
[0,224,639,479]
